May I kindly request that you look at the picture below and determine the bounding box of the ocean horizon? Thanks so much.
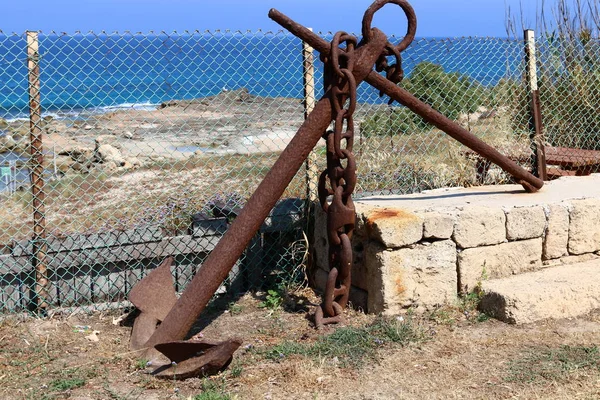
[0,33,524,121]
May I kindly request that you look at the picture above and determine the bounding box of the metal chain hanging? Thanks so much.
[315,32,360,329]
[313,0,416,329]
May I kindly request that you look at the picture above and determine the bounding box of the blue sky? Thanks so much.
[3,0,539,37]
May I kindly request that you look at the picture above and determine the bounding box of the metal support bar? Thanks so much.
[525,29,547,181]
[26,31,48,311]
[303,27,319,202]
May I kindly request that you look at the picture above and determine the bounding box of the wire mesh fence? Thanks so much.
[0,29,596,314]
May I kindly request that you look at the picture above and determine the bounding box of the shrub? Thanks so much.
[506,0,600,150]
[361,62,485,137]
[538,39,600,149]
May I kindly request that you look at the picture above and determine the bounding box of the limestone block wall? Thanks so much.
[311,194,600,315]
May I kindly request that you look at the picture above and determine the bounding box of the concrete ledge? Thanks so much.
[479,259,600,324]
[458,238,542,292]
[312,175,600,317]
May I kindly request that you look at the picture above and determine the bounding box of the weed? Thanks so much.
[133,358,149,371]
[428,307,457,326]
[229,362,243,378]
[258,289,284,310]
[193,379,231,400]
[458,263,491,323]
[264,317,425,368]
[506,345,600,383]
[228,302,243,315]
[49,377,86,391]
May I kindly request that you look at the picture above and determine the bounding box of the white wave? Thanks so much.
[2,102,160,122]
[4,115,28,123]
[97,102,159,112]
[5,111,71,122]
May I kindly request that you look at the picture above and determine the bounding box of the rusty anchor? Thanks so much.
[127,0,544,378]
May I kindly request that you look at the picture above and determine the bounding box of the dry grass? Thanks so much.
[2,292,600,400]
[0,113,529,244]
[0,151,309,244]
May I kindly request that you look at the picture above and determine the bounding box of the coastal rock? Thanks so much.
[96,144,126,166]
[55,155,76,173]
[101,160,119,173]
[0,118,8,130]
[159,100,180,109]
[0,134,17,152]
[213,87,255,105]
[44,120,68,135]
[126,157,141,168]
[95,135,121,148]
[58,145,94,163]
[9,124,29,137]
[70,161,91,173]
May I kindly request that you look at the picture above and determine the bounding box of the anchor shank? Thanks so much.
[142,30,389,351]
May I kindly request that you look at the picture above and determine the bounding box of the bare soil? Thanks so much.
[2,290,600,400]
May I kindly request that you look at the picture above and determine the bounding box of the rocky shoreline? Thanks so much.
[0,88,309,175]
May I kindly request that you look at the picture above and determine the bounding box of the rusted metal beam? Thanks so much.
[268,8,544,193]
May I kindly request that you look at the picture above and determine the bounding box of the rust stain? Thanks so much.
[395,275,406,295]
[365,208,418,235]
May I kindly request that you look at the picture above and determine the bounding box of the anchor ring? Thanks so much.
[362,0,417,53]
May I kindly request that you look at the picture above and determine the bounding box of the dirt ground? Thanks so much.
[2,290,600,400]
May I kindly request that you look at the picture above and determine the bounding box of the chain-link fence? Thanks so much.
[0,30,595,314]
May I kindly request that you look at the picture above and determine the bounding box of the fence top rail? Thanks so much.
[0,29,526,41]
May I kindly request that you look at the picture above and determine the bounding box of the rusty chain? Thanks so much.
[314,0,416,329]
[315,31,359,329]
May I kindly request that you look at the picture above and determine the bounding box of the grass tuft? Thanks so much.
[192,379,232,400]
[49,377,86,391]
[264,317,425,368]
[506,345,600,383]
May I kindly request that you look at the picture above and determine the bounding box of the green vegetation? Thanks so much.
[49,377,86,391]
[264,317,425,368]
[193,379,232,400]
[258,288,284,310]
[507,0,600,150]
[538,45,600,149]
[361,62,485,136]
[133,358,149,371]
[506,345,600,383]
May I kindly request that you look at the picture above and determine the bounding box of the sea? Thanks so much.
[0,33,524,191]
[0,33,524,121]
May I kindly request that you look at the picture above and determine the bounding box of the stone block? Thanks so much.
[569,198,600,255]
[365,240,457,314]
[458,238,542,292]
[479,259,600,324]
[453,206,506,249]
[543,203,569,260]
[505,206,546,241]
[543,253,599,268]
[419,211,455,240]
[363,207,423,249]
[311,204,329,271]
